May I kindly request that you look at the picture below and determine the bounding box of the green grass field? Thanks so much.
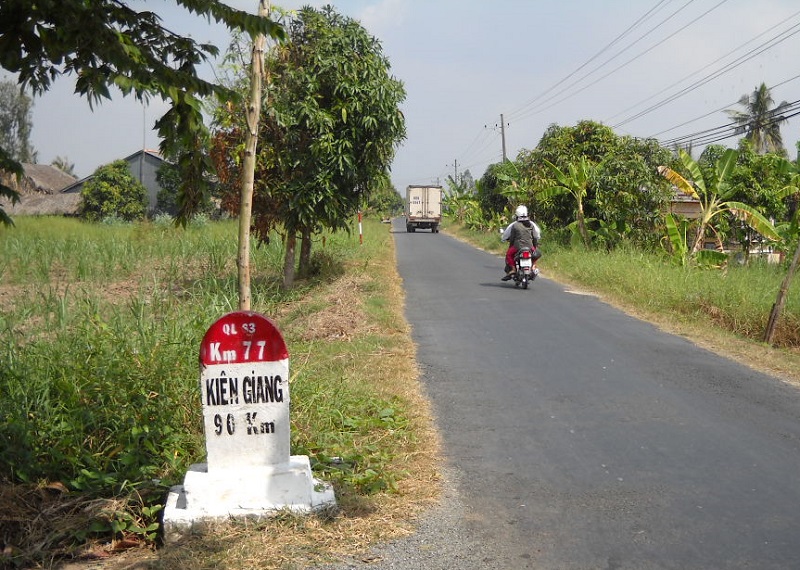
[0,216,438,568]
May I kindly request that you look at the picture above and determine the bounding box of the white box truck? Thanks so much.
[405,185,442,233]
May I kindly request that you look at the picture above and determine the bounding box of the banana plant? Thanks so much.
[657,148,780,256]
[774,168,800,246]
[542,157,599,248]
[662,212,689,266]
[495,161,531,209]
[443,187,479,225]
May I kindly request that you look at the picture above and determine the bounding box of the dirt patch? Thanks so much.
[282,274,377,342]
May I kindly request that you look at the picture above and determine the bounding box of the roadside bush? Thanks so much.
[79,160,147,222]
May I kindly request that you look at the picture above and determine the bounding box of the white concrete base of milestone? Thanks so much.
[162,455,336,543]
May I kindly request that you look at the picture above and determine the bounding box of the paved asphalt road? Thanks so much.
[325,221,800,570]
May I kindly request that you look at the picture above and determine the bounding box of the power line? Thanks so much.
[436,2,800,187]
[606,9,800,124]
[505,0,673,122]
[658,99,800,148]
[612,16,800,129]
[454,127,493,166]
[508,0,716,124]
[459,127,501,167]
[649,72,800,138]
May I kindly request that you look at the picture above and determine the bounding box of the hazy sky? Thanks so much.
[17,0,800,189]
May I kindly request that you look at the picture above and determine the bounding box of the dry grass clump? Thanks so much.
[283,274,377,342]
[0,482,156,565]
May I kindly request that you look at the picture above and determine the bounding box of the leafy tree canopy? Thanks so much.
[476,161,520,219]
[212,5,406,275]
[0,78,35,163]
[364,183,404,218]
[515,120,674,245]
[260,5,406,234]
[79,160,147,222]
[0,0,284,226]
[702,140,792,224]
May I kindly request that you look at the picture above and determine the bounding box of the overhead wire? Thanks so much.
[507,0,717,124]
[504,0,673,123]
[606,8,800,124]
[661,108,800,148]
[611,17,800,129]
[454,127,494,166]
[658,99,800,148]
[456,131,503,180]
[438,1,800,186]
[445,0,733,182]
[649,72,800,139]
[459,126,501,167]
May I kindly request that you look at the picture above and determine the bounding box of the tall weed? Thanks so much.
[0,215,421,565]
[531,241,798,346]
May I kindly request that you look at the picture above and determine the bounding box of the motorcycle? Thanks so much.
[511,247,540,289]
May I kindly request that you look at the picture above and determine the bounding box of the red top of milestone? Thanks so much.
[200,311,288,365]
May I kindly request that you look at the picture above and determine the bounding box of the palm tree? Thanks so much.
[50,156,75,176]
[726,83,790,154]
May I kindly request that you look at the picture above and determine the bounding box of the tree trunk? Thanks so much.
[236,0,269,311]
[764,238,800,344]
[299,227,312,276]
[690,223,706,255]
[576,202,590,247]
[283,232,296,289]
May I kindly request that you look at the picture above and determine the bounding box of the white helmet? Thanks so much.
[515,205,529,219]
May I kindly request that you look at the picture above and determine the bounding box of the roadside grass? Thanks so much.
[0,217,440,569]
[441,219,800,386]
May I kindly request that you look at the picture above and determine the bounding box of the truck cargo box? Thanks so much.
[405,185,442,233]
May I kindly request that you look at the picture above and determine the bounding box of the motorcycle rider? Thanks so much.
[501,205,541,281]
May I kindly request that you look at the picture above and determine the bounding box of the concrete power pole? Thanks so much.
[500,113,507,162]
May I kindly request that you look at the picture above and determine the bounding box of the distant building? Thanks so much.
[61,149,166,214]
[667,191,702,219]
[0,163,80,216]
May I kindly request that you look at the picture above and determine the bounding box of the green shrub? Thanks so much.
[79,160,147,222]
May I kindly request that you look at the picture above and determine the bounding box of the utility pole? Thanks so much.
[500,113,507,161]
[453,159,458,185]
